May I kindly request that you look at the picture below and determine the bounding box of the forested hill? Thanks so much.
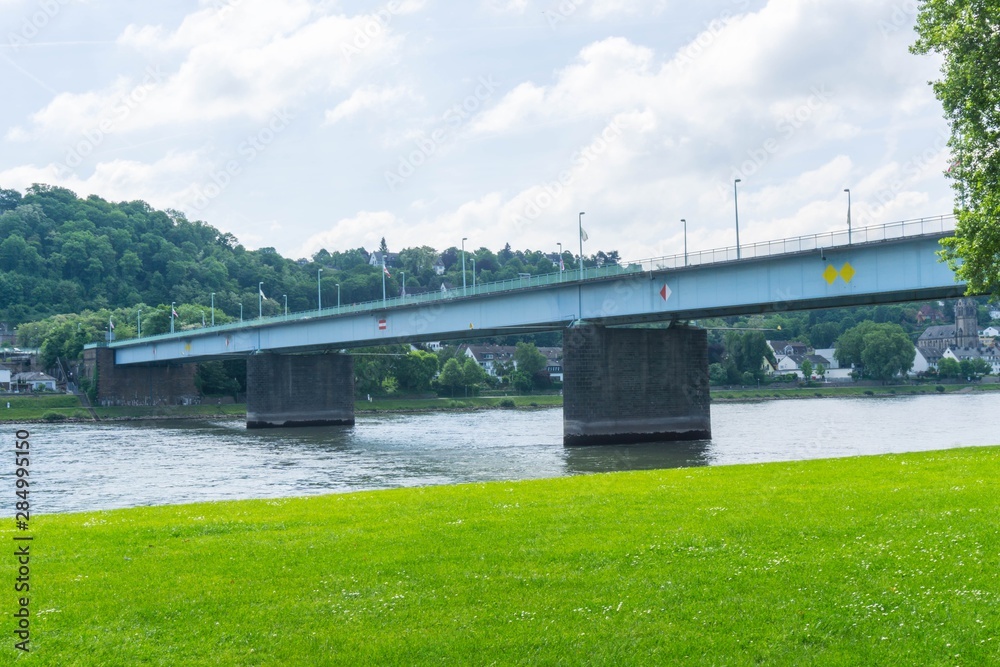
[0,184,617,326]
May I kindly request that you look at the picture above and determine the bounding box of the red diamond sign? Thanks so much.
[659,284,672,302]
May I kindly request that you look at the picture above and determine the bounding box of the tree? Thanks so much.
[937,357,961,378]
[513,342,546,378]
[859,326,916,383]
[837,322,915,381]
[708,363,728,386]
[462,357,487,392]
[396,350,438,392]
[438,358,464,396]
[379,237,389,255]
[724,330,775,380]
[913,2,1000,296]
[800,359,813,380]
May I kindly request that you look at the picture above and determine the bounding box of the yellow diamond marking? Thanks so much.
[822,265,839,285]
[839,262,856,283]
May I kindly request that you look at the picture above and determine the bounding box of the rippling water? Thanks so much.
[12,393,999,514]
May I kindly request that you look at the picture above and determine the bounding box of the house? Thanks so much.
[463,345,564,381]
[0,368,10,391]
[776,353,832,378]
[981,326,1000,338]
[941,345,1000,374]
[767,340,809,358]
[12,372,58,392]
[368,251,399,268]
[812,348,840,369]
[432,257,446,276]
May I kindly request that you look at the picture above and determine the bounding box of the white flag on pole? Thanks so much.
[580,227,589,242]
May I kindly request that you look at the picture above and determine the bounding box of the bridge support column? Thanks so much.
[563,324,710,446]
[246,352,355,429]
[85,347,199,406]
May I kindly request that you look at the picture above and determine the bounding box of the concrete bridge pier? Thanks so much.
[246,352,355,429]
[84,347,199,406]
[562,324,711,446]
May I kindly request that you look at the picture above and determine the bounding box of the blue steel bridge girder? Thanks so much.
[106,233,962,366]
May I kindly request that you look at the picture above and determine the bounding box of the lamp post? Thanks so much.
[401,271,406,299]
[557,242,563,275]
[844,188,852,245]
[283,294,287,317]
[336,283,340,309]
[137,307,141,338]
[170,302,175,333]
[578,212,585,282]
[681,218,688,266]
[461,237,468,294]
[471,258,476,294]
[210,292,215,326]
[258,282,264,319]
[317,268,323,313]
[239,303,243,322]
[734,178,742,260]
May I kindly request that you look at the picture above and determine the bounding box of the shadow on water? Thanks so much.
[562,439,711,475]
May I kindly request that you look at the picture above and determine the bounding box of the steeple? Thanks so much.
[954,298,979,349]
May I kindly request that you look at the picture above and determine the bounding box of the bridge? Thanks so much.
[85,215,963,445]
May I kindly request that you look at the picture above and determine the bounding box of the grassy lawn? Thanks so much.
[5,446,998,665]
[0,396,91,422]
[711,382,1000,401]
[359,394,563,412]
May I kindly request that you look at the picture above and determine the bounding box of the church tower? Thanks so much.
[954,298,979,349]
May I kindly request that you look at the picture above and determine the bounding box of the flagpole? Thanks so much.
[259,282,263,319]
[171,302,175,333]
[382,257,387,306]
[578,211,585,322]
[844,188,852,245]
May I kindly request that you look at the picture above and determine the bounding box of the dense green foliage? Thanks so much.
[12,446,1000,665]
[835,321,916,382]
[913,1,1000,296]
[0,185,614,326]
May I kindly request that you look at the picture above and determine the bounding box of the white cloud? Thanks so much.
[324,85,416,126]
[19,0,414,138]
[299,210,402,258]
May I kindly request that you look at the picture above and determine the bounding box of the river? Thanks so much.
[14,393,1000,514]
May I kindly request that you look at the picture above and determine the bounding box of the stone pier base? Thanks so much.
[246,352,355,429]
[85,347,198,406]
[563,324,710,446]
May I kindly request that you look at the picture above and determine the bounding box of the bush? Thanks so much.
[863,390,874,396]
[41,411,66,421]
[498,399,516,409]
[935,385,946,393]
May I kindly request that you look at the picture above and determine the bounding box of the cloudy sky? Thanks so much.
[0,0,954,262]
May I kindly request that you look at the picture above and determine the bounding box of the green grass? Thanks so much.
[0,396,86,422]
[92,403,247,419]
[5,447,999,665]
[712,382,1000,401]
[359,394,563,412]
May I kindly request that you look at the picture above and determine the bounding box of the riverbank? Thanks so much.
[1,383,996,422]
[8,445,998,665]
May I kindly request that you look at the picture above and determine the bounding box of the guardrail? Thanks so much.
[93,214,956,349]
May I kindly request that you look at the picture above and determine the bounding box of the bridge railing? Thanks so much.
[97,214,956,349]
[629,214,957,271]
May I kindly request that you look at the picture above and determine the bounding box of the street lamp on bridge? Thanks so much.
[734,178,742,260]
[844,188,852,245]
[461,237,468,294]
[681,219,688,266]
